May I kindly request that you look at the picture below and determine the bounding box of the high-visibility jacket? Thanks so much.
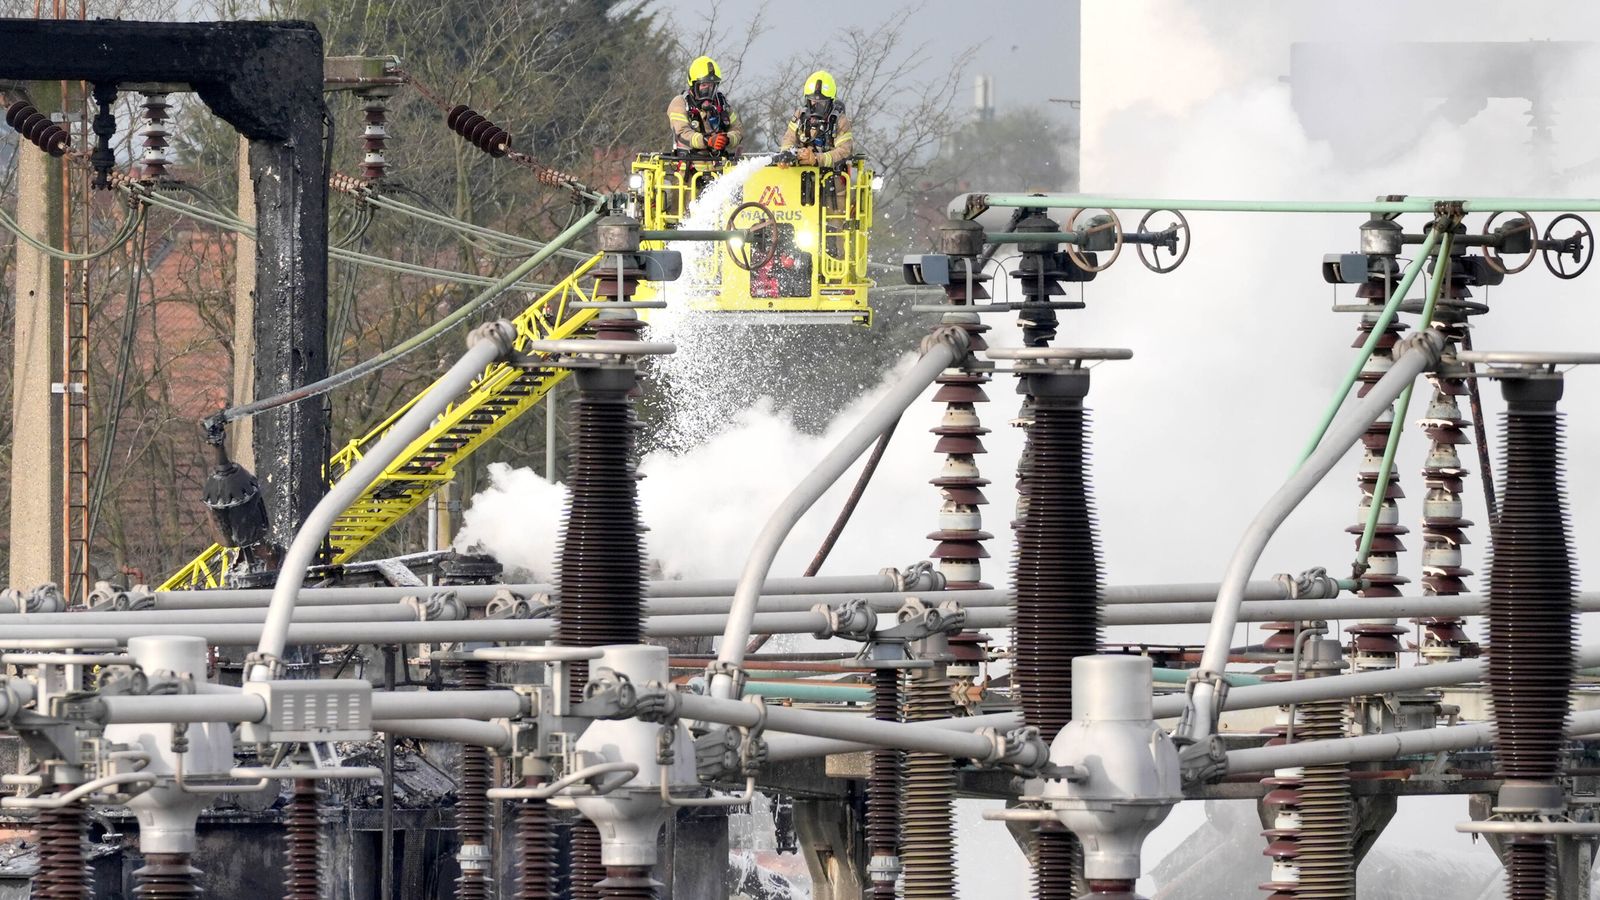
[780,102,854,167]
[667,91,743,151]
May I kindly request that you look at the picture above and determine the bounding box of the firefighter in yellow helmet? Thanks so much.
[779,70,854,167]
[668,56,743,154]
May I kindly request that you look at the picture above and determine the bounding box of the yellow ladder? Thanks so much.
[161,252,606,591]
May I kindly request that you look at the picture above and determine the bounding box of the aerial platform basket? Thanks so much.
[628,151,876,325]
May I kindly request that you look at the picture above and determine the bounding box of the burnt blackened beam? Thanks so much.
[0,20,330,543]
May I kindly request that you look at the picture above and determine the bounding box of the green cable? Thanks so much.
[0,199,145,261]
[365,192,593,262]
[367,186,535,260]
[1295,224,1442,468]
[1353,225,1456,570]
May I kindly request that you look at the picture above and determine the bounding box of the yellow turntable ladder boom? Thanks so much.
[161,252,606,591]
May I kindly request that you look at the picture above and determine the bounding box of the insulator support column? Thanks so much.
[1343,267,1410,671]
[900,657,959,900]
[358,88,392,181]
[1258,638,1353,898]
[1413,293,1481,662]
[34,799,89,899]
[550,216,663,900]
[515,772,557,899]
[867,665,902,900]
[557,215,650,700]
[927,220,994,590]
[1464,358,1584,900]
[568,821,607,900]
[1010,362,1102,744]
[139,93,171,181]
[132,853,202,898]
[283,779,322,900]
[998,346,1121,900]
[1033,825,1080,900]
[456,660,494,900]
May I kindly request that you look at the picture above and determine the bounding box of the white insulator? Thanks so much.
[940,405,980,430]
[938,559,981,583]
[1423,496,1464,520]
[938,455,980,480]
[938,503,981,531]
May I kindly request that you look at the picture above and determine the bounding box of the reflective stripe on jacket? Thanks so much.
[667,93,743,151]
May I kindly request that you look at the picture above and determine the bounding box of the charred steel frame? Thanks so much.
[0,18,330,544]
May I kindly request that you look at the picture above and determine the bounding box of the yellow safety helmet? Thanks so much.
[803,70,837,100]
[687,56,723,85]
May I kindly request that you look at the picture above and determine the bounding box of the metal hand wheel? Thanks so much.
[1543,213,1594,280]
[726,201,778,271]
[1482,210,1537,275]
[1136,209,1190,273]
[1064,207,1124,273]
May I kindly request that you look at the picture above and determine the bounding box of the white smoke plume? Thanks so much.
[455,3,1600,895]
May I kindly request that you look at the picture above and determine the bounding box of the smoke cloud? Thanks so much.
[457,3,1600,895]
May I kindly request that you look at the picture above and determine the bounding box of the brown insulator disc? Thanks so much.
[132,853,202,898]
[867,667,901,900]
[900,672,959,899]
[283,779,322,900]
[569,820,606,900]
[514,777,557,899]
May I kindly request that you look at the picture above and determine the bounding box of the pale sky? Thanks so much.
[647,0,1080,118]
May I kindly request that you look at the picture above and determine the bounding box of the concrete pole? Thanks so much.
[245,104,329,548]
[230,134,255,469]
[8,81,65,589]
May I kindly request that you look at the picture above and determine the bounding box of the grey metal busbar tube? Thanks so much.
[962,192,1600,215]
[0,608,1013,645]
[140,573,913,611]
[1155,644,1600,720]
[5,603,423,625]
[668,691,1046,766]
[11,593,1600,643]
[371,718,513,750]
[1180,329,1447,747]
[250,322,517,683]
[1225,709,1600,774]
[767,642,1600,760]
[711,327,971,699]
[764,711,1023,761]
[1106,592,1600,626]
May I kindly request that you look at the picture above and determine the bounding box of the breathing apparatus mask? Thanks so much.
[804,93,834,122]
[691,77,720,105]
[802,94,834,148]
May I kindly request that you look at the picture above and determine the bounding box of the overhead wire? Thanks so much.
[209,201,604,427]
[362,183,589,261]
[0,196,144,260]
[86,210,149,546]
[95,178,599,427]
[129,185,555,293]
